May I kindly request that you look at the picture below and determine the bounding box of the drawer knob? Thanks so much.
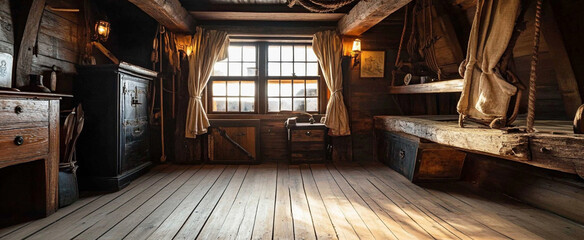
[14,136,24,146]
[305,131,312,136]
[14,106,23,114]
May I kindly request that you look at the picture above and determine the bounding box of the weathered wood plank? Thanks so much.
[127,0,195,33]
[338,0,412,36]
[374,116,530,160]
[389,79,464,94]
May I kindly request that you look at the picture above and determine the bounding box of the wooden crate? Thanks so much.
[379,131,466,182]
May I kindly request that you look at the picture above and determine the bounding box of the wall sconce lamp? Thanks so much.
[94,19,111,42]
[351,39,361,67]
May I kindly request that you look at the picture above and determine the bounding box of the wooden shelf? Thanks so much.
[389,79,464,94]
[374,115,584,178]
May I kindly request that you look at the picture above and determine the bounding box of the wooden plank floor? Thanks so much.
[1,162,583,239]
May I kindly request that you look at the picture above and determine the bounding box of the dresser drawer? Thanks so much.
[290,129,325,142]
[0,127,49,163]
[0,99,49,125]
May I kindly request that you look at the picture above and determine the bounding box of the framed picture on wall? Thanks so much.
[360,50,385,78]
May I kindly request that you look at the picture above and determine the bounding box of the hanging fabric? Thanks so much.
[457,0,521,128]
[185,27,229,138]
[312,30,350,136]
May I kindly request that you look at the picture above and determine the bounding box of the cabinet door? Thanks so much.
[208,126,258,163]
[120,74,150,172]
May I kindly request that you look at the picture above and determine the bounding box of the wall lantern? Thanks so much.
[351,38,361,66]
[94,19,111,42]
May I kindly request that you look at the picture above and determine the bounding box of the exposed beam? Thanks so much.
[338,0,411,36]
[190,11,344,22]
[128,0,196,33]
[201,21,336,37]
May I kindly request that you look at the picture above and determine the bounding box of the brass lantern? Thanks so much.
[94,19,111,42]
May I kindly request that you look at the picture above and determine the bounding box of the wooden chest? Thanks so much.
[75,62,156,191]
[287,123,328,164]
[0,91,66,226]
[378,131,466,182]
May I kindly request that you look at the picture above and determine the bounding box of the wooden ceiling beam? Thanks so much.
[128,0,196,33]
[338,0,411,36]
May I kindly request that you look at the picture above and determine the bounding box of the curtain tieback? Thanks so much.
[332,89,343,94]
[190,96,202,100]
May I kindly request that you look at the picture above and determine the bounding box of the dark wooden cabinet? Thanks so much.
[75,62,156,191]
[378,131,466,182]
[287,123,328,164]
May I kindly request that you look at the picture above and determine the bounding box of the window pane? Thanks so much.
[268,98,279,112]
[293,98,305,112]
[227,81,239,96]
[281,45,293,61]
[242,46,256,62]
[307,46,318,61]
[281,63,293,76]
[241,81,255,96]
[267,80,279,97]
[241,97,255,112]
[293,80,305,96]
[280,80,292,97]
[227,97,239,112]
[242,63,256,76]
[306,98,318,112]
[228,62,241,76]
[268,45,280,61]
[281,98,292,111]
[307,62,319,76]
[294,62,306,76]
[213,81,226,96]
[268,62,280,76]
[306,80,318,96]
[213,97,226,112]
[294,45,305,61]
[228,46,242,61]
[213,61,227,76]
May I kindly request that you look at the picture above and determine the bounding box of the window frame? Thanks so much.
[207,42,327,115]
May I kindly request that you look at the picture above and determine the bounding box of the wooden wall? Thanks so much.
[341,13,404,161]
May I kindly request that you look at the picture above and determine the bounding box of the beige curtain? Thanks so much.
[457,0,520,126]
[313,31,350,136]
[185,27,229,138]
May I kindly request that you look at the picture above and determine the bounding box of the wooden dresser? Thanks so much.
[0,91,68,226]
[75,62,156,191]
[287,123,328,164]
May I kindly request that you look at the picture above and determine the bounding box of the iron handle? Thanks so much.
[399,149,405,159]
[14,106,23,114]
[14,136,24,146]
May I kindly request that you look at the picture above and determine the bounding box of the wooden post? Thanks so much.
[14,0,46,87]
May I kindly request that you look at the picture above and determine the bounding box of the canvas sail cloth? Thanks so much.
[185,27,229,138]
[312,31,350,136]
[457,0,521,126]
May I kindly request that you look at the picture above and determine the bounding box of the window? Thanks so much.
[209,42,321,113]
[211,44,258,113]
[267,44,319,112]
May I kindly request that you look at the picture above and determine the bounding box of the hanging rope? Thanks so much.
[527,0,543,133]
